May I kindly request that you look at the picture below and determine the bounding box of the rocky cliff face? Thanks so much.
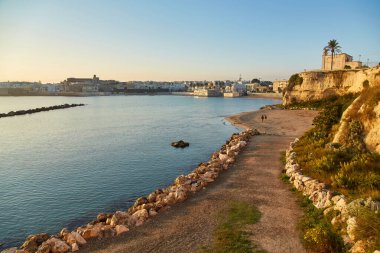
[283,66,380,105]
[333,87,380,154]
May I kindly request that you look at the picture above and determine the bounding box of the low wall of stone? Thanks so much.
[1,129,259,253]
[285,138,379,253]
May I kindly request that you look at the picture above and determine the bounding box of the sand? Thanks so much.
[79,108,318,253]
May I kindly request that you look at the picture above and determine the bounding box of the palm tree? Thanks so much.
[324,39,342,70]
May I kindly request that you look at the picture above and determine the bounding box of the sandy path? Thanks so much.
[79,109,317,253]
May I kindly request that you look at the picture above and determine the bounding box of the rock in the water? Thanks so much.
[171,140,189,148]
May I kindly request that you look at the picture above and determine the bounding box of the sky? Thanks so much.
[0,0,379,82]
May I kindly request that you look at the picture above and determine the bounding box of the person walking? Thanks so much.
[261,115,264,122]
[264,114,267,120]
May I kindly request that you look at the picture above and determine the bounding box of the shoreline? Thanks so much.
[2,107,318,253]
[78,108,317,253]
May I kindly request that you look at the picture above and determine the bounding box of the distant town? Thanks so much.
[0,49,375,97]
[0,74,279,97]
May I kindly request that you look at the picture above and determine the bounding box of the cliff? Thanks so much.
[333,86,380,154]
[283,66,380,105]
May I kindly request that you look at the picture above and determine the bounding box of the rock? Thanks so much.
[147,192,157,203]
[115,225,129,235]
[77,225,102,240]
[36,242,51,253]
[149,209,158,216]
[129,209,149,226]
[309,190,333,209]
[100,225,116,238]
[66,232,86,246]
[174,188,188,202]
[45,238,70,253]
[134,197,148,206]
[226,158,235,164]
[218,153,229,162]
[110,211,130,226]
[171,140,189,148]
[71,243,79,252]
[59,228,70,238]
[1,248,17,253]
[21,233,50,253]
[350,240,367,253]
[96,213,107,222]
[347,217,358,241]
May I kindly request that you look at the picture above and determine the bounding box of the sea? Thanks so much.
[0,95,278,249]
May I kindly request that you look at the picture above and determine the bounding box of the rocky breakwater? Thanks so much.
[2,129,260,253]
[283,66,380,105]
[284,138,380,253]
[0,104,85,118]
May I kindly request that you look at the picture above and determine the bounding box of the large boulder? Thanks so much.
[64,232,86,246]
[129,209,149,226]
[115,225,129,236]
[77,225,102,240]
[45,238,70,253]
[110,211,130,226]
[20,233,50,253]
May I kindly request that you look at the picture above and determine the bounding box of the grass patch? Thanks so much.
[281,173,290,183]
[202,201,264,253]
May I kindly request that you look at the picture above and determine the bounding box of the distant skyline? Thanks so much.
[0,0,379,83]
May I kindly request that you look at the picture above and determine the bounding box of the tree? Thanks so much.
[251,78,260,84]
[324,39,341,70]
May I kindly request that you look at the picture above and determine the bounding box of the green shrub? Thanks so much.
[287,74,303,91]
[298,196,346,253]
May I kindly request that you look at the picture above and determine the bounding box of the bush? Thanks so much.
[287,74,303,91]
[344,65,351,69]
[298,197,346,253]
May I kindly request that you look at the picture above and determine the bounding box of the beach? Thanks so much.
[78,108,317,253]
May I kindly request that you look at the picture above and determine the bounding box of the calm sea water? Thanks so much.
[0,95,278,248]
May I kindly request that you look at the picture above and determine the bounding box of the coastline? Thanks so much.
[2,107,318,253]
[77,108,317,253]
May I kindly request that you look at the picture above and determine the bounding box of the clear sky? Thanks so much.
[0,0,379,82]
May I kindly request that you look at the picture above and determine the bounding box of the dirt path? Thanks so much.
[80,109,317,253]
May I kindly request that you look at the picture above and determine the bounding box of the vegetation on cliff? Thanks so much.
[285,74,303,93]
[284,94,380,200]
